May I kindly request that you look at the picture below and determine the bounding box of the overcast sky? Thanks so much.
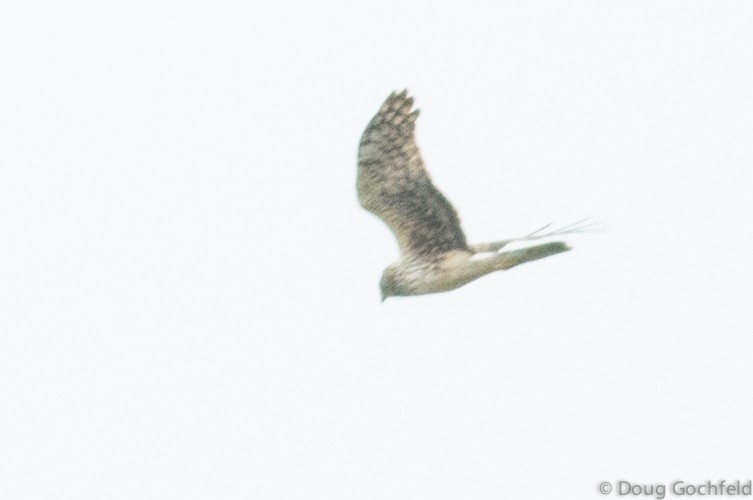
[2,1,752,499]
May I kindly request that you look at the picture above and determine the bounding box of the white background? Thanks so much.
[2,1,752,499]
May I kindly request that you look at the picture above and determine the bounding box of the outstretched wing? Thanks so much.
[357,90,468,258]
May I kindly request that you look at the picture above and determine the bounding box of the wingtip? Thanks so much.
[386,88,412,101]
[378,89,418,118]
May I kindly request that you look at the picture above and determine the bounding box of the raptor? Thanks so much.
[358,90,589,300]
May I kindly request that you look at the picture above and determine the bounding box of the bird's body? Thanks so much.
[358,90,581,300]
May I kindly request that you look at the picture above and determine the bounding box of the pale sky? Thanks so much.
[2,1,752,499]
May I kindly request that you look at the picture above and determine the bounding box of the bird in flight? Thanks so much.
[357,90,591,300]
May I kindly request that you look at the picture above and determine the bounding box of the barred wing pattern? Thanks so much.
[357,90,468,259]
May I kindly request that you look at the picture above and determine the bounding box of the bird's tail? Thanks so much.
[493,241,571,270]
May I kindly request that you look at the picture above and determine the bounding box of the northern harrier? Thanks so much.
[358,90,588,300]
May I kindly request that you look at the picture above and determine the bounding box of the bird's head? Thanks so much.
[379,272,394,302]
[379,265,402,302]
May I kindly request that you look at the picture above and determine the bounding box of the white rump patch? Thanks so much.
[470,252,497,261]
[502,238,560,251]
